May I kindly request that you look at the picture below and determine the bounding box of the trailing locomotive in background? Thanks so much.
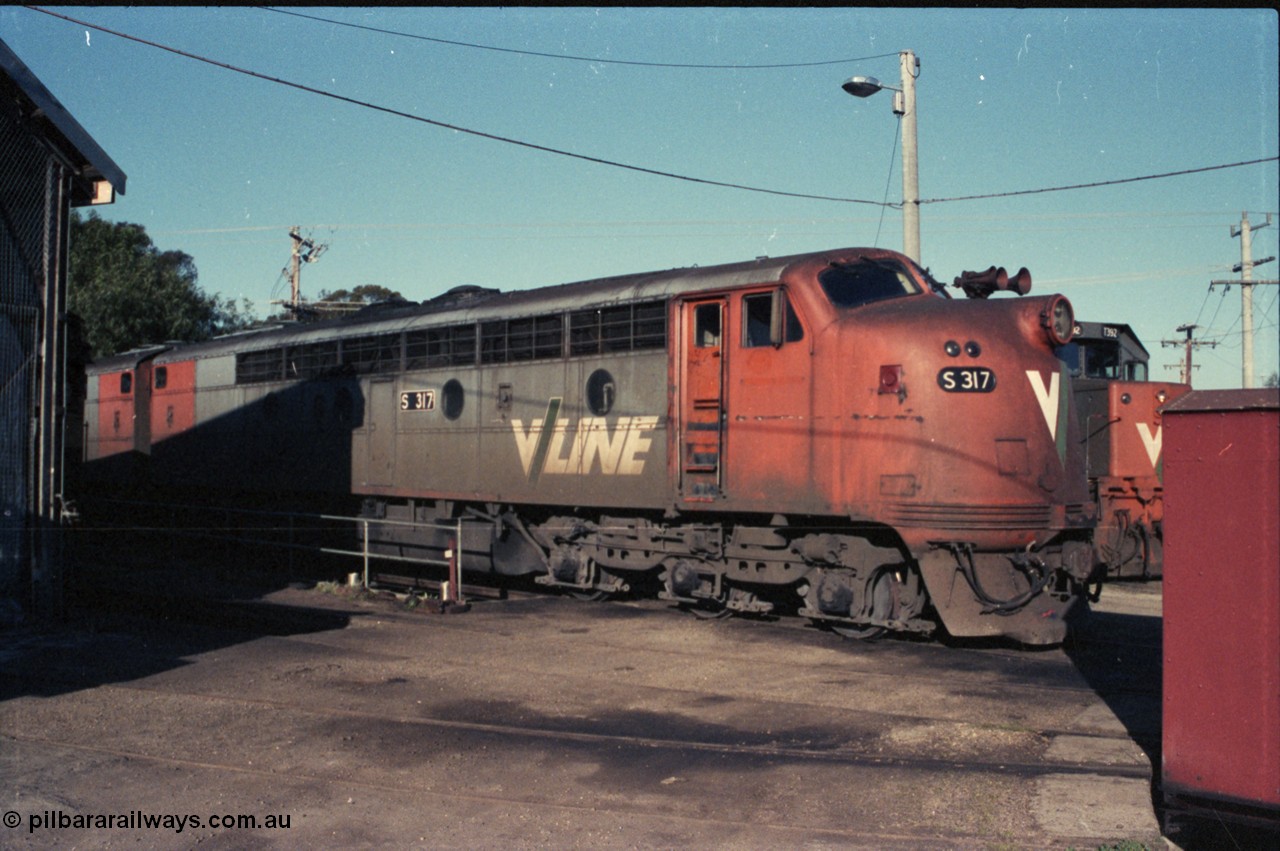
[81,247,1096,645]
[1060,321,1191,579]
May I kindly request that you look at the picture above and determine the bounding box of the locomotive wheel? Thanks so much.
[569,589,611,602]
[830,567,897,641]
[662,558,729,618]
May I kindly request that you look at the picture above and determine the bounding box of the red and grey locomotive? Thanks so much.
[82,247,1096,644]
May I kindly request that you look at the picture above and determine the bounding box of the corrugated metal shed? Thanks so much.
[1162,388,1280,827]
[0,37,125,619]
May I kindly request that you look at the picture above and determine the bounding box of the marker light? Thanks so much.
[879,364,903,395]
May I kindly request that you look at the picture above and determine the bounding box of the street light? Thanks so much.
[842,50,920,264]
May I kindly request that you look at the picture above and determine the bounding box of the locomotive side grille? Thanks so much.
[885,503,1051,530]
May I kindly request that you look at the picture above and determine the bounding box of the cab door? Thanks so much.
[679,299,726,501]
[724,288,813,507]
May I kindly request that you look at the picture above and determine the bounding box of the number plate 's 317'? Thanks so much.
[937,367,996,393]
[400,390,436,411]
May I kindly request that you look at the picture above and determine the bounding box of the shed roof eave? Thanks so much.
[0,38,127,202]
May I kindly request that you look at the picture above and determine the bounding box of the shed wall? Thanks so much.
[1162,389,1280,824]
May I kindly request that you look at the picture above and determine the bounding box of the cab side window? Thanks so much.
[694,303,721,348]
[742,291,804,348]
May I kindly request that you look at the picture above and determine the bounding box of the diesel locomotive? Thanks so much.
[1062,321,1191,578]
[81,247,1097,644]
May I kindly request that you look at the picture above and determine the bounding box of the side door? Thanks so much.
[678,298,726,501]
[364,377,397,487]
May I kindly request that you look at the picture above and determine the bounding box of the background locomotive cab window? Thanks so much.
[1085,342,1121,379]
[119,372,132,395]
[695,304,721,347]
[154,367,166,390]
[819,260,922,309]
[743,291,804,348]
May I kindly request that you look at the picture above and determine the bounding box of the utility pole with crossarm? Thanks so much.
[1209,212,1277,388]
[1161,324,1217,387]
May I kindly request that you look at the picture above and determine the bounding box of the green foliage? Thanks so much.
[1265,371,1279,389]
[69,211,253,358]
[315,283,404,305]
[277,283,410,324]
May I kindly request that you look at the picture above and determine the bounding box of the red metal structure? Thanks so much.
[1162,388,1280,828]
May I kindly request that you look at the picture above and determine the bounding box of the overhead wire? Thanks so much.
[1203,284,1229,332]
[872,116,901,249]
[26,6,890,208]
[268,263,291,302]
[23,7,1280,210]
[917,158,1279,204]
[259,6,902,70]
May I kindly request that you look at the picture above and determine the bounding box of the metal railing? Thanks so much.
[79,497,470,602]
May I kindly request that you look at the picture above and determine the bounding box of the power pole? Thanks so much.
[898,50,920,265]
[286,226,328,314]
[1210,212,1276,388]
[1161,324,1217,386]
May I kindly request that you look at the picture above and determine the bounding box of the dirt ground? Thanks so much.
[1,550,1274,849]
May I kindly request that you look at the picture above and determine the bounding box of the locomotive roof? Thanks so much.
[89,246,928,368]
[85,345,170,375]
[138,247,905,364]
[1071,320,1149,358]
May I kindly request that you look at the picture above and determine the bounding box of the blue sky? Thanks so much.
[3,6,1277,389]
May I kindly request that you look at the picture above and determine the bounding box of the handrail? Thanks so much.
[81,496,467,599]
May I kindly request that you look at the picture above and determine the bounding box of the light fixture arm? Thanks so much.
[841,50,920,263]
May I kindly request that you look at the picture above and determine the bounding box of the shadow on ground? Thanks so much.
[0,533,356,702]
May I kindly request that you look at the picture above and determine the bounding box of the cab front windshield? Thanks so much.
[818,259,926,309]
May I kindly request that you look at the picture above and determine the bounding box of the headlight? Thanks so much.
[1041,295,1073,346]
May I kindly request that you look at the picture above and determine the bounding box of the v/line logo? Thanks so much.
[1025,367,1071,466]
[513,398,659,483]
[1135,422,1163,470]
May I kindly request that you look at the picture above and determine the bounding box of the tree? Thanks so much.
[1266,371,1279,389]
[316,283,402,304]
[69,211,251,358]
[281,283,408,323]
